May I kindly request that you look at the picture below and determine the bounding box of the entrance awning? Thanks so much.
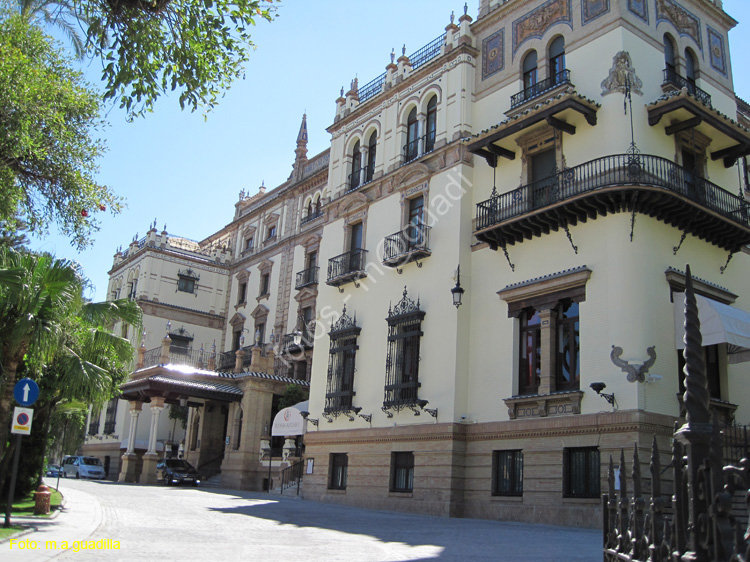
[674,293,750,363]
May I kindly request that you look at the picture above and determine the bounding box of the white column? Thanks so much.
[417,115,426,157]
[359,146,369,185]
[125,402,142,454]
[146,404,164,454]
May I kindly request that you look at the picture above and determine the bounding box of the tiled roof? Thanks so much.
[502,266,591,291]
[463,89,601,143]
[148,375,243,396]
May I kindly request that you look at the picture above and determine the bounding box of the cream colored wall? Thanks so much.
[466,209,750,423]
[309,163,475,428]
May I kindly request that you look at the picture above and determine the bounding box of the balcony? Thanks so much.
[326,249,368,288]
[510,70,572,110]
[324,392,354,415]
[474,153,750,253]
[103,420,116,435]
[295,266,319,290]
[663,68,711,107]
[280,328,314,352]
[300,210,323,225]
[382,223,432,269]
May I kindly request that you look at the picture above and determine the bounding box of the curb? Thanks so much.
[0,526,37,545]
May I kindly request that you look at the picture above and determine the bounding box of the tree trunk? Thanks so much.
[0,358,20,459]
[35,402,55,488]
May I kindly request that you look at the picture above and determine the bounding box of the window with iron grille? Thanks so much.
[103,399,118,435]
[563,447,600,498]
[325,306,360,415]
[384,288,425,410]
[492,450,523,496]
[88,410,101,435]
[390,451,414,492]
[329,453,348,490]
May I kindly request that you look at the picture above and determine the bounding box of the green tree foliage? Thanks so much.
[84,0,277,118]
[168,404,188,430]
[17,0,88,59]
[277,384,308,410]
[0,216,30,250]
[0,248,141,493]
[0,13,120,249]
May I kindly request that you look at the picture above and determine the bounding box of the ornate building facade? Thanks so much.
[85,0,750,527]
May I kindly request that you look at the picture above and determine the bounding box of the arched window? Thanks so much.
[314,196,322,215]
[522,51,538,94]
[664,35,676,76]
[685,49,697,85]
[350,140,361,190]
[405,107,419,162]
[425,96,437,153]
[366,131,377,182]
[306,199,313,219]
[548,37,565,81]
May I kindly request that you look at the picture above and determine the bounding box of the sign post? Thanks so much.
[4,379,38,528]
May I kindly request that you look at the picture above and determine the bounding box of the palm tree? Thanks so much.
[0,247,142,491]
[17,0,88,59]
[0,248,82,453]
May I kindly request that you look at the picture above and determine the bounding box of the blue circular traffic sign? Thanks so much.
[14,378,39,406]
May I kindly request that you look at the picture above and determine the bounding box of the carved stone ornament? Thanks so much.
[601,51,643,96]
[610,345,657,383]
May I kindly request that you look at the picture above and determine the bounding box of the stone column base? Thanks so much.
[118,453,138,483]
[140,453,160,484]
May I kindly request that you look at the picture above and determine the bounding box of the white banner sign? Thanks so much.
[271,407,305,436]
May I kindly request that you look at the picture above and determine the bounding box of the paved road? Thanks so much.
[5,479,602,561]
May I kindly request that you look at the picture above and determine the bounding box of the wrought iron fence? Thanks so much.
[509,69,571,109]
[358,72,386,103]
[404,137,420,163]
[280,460,304,495]
[382,223,431,264]
[218,351,236,371]
[295,266,319,289]
[475,153,750,232]
[410,34,445,70]
[663,67,712,107]
[602,270,750,562]
[327,249,368,282]
[142,347,161,367]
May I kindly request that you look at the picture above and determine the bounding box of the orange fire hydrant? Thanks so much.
[33,485,51,515]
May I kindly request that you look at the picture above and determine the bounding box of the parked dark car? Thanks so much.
[157,459,201,486]
[45,464,61,477]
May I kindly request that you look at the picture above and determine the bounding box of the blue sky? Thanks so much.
[29,0,750,301]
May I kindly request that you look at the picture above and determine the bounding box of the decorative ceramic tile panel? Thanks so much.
[627,0,648,23]
[707,26,726,75]
[482,29,505,79]
[512,0,572,54]
[582,0,609,25]
[656,0,702,49]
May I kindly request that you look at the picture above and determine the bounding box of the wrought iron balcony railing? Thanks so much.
[280,328,314,352]
[300,210,323,225]
[326,249,368,286]
[383,381,421,409]
[103,421,116,435]
[295,266,319,290]
[474,153,750,251]
[663,67,712,107]
[510,69,572,109]
[382,223,432,268]
[324,392,354,415]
